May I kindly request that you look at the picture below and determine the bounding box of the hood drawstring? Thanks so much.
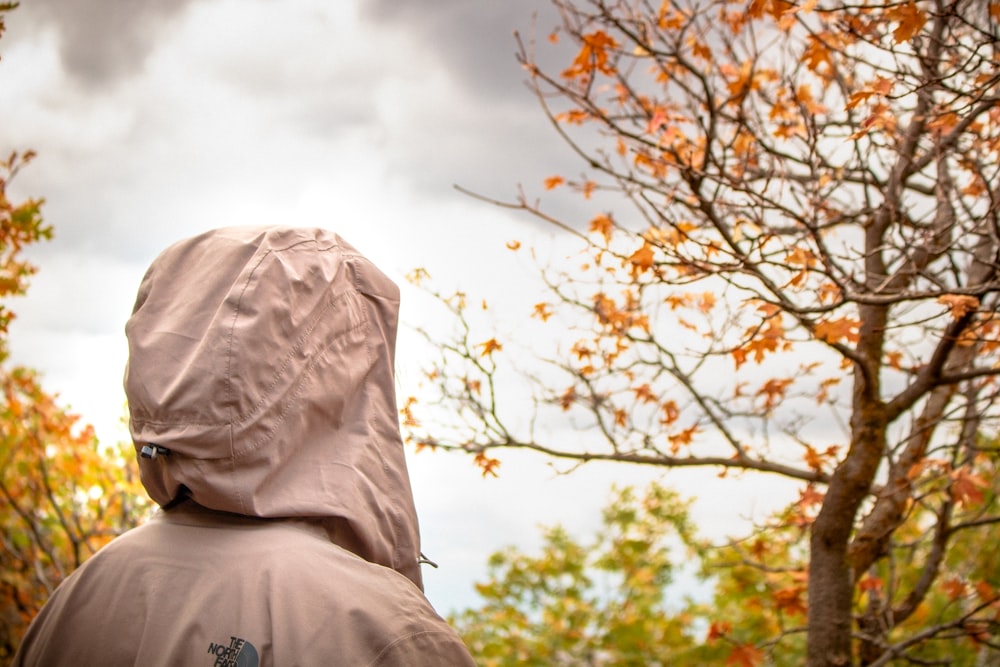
[418,552,439,569]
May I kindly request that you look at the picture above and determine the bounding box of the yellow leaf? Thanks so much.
[405,267,430,286]
[697,292,716,313]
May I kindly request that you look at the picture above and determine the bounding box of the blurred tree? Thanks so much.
[456,480,1000,666]
[406,1,1000,664]
[454,484,703,666]
[0,5,149,660]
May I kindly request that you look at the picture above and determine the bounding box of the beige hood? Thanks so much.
[124,226,423,589]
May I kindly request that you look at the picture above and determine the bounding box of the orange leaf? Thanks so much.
[846,91,875,110]
[560,386,576,411]
[571,341,594,361]
[544,175,565,190]
[816,377,840,404]
[871,77,894,95]
[633,383,658,404]
[797,484,825,509]
[473,451,501,478]
[938,294,979,319]
[589,213,615,243]
[757,377,793,409]
[814,317,860,344]
[706,619,732,641]
[942,576,969,601]
[802,34,833,73]
[478,338,503,357]
[747,0,767,19]
[950,466,989,507]
[727,643,764,667]
[975,580,996,602]
[773,585,807,616]
[803,445,824,471]
[660,400,679,425]
[667,425,698,453]
[858,575,883,594]
[886,1,927,42]
[562,30,620,79]
[628,243,655,274]
[532,302,553,321]
[687,36,711,61]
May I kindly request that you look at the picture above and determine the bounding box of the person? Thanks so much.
[13,226,476,666]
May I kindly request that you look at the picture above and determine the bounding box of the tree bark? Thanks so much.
[808,273,889,666]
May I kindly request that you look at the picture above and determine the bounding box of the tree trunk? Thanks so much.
[807,522,854,666]
[807,386,888,665]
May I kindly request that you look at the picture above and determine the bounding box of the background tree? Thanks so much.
[455,480,1000,666]
[454,483,704,666]
[406,1,1000,664]
[0,5,149,660]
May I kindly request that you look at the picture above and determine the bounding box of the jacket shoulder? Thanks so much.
[15,515,473,666]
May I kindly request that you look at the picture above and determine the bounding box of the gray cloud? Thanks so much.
[361,0,553,100]
[14,0,201,87]
[358,0,587,215]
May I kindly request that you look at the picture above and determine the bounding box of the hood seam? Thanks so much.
[225,249,274,514]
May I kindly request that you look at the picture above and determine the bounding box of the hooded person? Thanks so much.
[13,226,476,666]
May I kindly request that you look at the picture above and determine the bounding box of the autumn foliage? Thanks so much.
[0,368,147,660]
[0,8,149,658]
[408,1,1000,665]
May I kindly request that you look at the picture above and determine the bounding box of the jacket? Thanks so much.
[13,226,475,666]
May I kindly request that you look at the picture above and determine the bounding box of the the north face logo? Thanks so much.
[208,636,259,667]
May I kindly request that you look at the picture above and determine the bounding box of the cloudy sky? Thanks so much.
[0,0,795,614]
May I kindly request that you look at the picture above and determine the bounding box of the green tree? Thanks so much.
[407,1,1000,664]
[456,481,1000,666]
[0,5,149,660]
[453,484,704,666]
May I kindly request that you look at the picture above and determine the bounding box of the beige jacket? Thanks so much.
[14,227,474,666]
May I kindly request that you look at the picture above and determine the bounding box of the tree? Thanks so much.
[405,1,1000,664]
[0,6,149,659]
[455,481,1000,666]
[454,484,704,666]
